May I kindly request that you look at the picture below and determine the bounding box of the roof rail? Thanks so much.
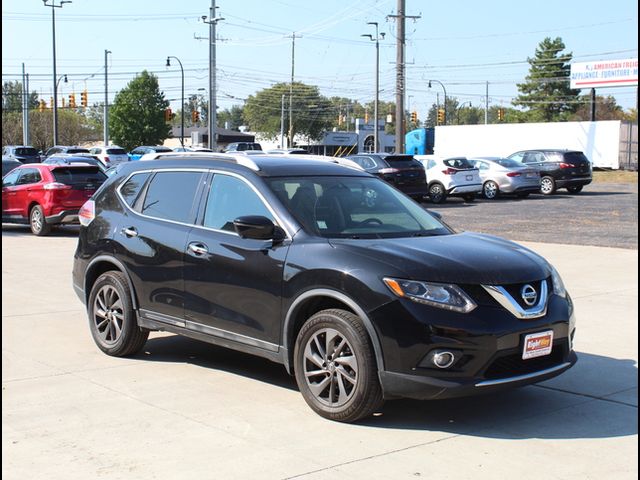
[140,152,261,171]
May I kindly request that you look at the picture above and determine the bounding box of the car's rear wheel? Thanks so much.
[482,181,499,199]
[428,183,447,204]
[294,309,383,422]
[29,204,51,236]
[540,176,556,195]
[88,271,148,357]
[566,185,583,194]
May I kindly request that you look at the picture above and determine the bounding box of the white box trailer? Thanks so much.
[432,120,637,170]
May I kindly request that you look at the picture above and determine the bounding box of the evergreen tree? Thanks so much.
[109,71,170,151]
[514,37,580,122]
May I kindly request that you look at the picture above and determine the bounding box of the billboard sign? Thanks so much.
[570,58,638,89]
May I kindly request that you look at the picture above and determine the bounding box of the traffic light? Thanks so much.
[80,90,88,107]
[410,111,417,123]
[69,93,76,108]
[38,100,46,112]
[498,107,505,121]
[437,108,446,125]
[164,108,173,122]
[191,110,200,123]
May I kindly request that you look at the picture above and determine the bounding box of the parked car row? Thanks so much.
[346,149,592,203]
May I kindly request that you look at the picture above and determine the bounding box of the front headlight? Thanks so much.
[549,264,566,297]
[383,278,477,313]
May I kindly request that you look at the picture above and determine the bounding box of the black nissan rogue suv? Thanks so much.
[72,154,577,422]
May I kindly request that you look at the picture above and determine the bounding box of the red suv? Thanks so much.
[2,163,107,235]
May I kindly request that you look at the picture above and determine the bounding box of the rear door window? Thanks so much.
[16,168,42,185]
[141,171,203,223]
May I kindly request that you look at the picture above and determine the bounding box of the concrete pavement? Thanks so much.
[2,229,637,479]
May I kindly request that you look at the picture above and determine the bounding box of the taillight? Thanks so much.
[43,182,72,190]
[78,200,95,226]
[506,172,521,177]
[378,168,399,174]
[442,168,457,175]
[103,156,111,164]
[559,162,574,169]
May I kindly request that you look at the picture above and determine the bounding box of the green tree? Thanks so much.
[218,105,244,130]
[244,82,333,145]
[570,94,625,121]
[109,70,170,151]
[2,80,39,113]
[514,37,580,122]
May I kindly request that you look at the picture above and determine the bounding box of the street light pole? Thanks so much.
[457,101,472,125]
[428,79,447,125]
[362,23,385,153]
[43,0,71,146]
[166,56,184,148]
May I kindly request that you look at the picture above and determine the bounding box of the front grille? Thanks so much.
[483,342,566,380]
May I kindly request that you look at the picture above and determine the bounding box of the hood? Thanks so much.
[329,232,549,285]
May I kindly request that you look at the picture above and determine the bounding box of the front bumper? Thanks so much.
[369,291,577,400]
[379,351,576,400]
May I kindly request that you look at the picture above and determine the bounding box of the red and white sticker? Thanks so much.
[522,331,554,360]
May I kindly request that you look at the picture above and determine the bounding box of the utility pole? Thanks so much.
[104,50,111,146]
[485,81,489,125]
[280,94,285,148]
[590,88,596,121]
[202,1,224,151]
[387,0,420,154]
[362,22,385,153]
[287,32,301,148]
[22,64,29,146]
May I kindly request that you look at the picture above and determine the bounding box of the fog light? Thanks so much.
[432,350,455,369]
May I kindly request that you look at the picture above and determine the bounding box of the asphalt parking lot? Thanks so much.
[2,181,638,480]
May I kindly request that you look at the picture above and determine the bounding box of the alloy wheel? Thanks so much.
[30,207,43,233]
[302,327,358,407]
[483,181,498,199]
[540,177,555,195]
[92,285,125,345]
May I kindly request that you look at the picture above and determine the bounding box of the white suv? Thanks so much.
[89,146,129,167]
[415,155,482,203]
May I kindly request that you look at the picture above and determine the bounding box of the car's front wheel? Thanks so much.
[29,204,51,236]
[294,309,383,422]
[87,271,149,357]
[540,176,556,195]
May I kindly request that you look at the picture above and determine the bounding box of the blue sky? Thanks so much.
[2,0,638,120]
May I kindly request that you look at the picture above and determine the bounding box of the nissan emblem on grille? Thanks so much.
[521,284,537,306]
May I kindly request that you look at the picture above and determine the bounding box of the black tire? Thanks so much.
[516,192,530,199]
[30,204,51,236]
[293,309,383,422]
[428,183,447,204]
[482,181,499,200]
[566,185,583,194]
[463,194,476,203]
[540,176,556,195]
[87,271,148,357]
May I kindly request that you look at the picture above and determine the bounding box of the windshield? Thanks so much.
[266,176,451,239]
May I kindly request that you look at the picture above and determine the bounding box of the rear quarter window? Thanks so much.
[119,172,152,207]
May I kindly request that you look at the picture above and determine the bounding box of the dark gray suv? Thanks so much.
[2,145,41,164]
[508,149,592,195]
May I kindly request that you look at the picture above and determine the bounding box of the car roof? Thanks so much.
[116,154,371,178]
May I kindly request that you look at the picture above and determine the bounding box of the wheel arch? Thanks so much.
[85,256,139,310]
[282,289,385,375]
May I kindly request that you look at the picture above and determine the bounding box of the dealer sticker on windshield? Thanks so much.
[522,330,554,360]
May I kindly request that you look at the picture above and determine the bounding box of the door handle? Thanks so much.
[121,226,138,238]
[188,242,208,256]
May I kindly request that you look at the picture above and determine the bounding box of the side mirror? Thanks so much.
[233,215,285,242]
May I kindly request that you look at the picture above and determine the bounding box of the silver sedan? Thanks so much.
[469,157,541,199]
